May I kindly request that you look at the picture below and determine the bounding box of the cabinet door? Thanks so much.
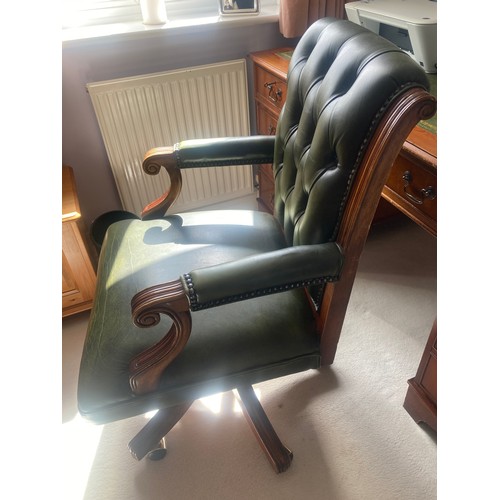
[62,221,96,316]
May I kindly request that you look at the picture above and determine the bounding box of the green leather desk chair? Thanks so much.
[77,17,436,473]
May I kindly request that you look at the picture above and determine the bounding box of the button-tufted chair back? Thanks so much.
[273,18,429,246]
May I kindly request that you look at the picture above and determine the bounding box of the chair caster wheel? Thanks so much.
[147,436,167,461]
[147,448,167,461]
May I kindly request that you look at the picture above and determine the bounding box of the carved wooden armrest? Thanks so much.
[141,146,182,221]
[128,242,342,395]
[140,136,276,220]
[129,279,191,395]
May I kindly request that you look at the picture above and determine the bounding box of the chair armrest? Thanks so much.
[174,136,275,168]
[180,242,343,310]
[128,241,342,394]
[141,136,275,219]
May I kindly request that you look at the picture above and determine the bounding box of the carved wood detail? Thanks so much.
[140,146,183,220]
[129,279,192,395]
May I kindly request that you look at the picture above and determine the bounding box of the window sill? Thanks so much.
[62,6,279,46]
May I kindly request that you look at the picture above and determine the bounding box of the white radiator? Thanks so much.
[87,60,254,215]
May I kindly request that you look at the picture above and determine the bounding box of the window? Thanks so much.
[63,0,275,29]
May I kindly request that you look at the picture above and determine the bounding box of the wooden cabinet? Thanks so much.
[250,48,290,213]
[403,320,437,431]
[62,166,97,317]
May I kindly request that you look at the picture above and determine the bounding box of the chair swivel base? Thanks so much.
[127,385,293,473]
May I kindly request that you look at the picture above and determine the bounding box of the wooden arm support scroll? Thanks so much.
[141,146,183,220]
[129,279,192,395]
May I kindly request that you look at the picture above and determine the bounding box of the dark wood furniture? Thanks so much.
[62,165,97,317]
[249,48,437,431]
[403,320,437,431]
[381,124,437,237]
[250,48,290,214]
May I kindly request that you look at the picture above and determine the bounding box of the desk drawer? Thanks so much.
[383,153,437,234]
[255,103,277,214]
[254,66,287,114]
[258,164,275,213]
[256,101,278,136]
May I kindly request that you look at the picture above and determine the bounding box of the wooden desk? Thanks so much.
[404,320,437,431]
[249,48,437,432]
[381,123,437,237]
[62,166,97,317]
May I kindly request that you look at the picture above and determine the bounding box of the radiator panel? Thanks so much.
[87,60,254,215]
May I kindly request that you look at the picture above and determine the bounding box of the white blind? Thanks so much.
[63,0,275,28]
[63,0,139,27]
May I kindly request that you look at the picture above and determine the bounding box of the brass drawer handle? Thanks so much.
[264,81,282,103]
[402,171,436,205]
[268,124,276,135]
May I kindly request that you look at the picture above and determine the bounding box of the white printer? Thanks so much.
[345,0,437,73]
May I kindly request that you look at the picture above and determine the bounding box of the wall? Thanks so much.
[62,21,294,227]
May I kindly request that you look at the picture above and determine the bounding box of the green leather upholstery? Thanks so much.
[273,18,428,246]
[78,18,430,426]
[79,212,332,423]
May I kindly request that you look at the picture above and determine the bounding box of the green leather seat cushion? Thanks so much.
[78,210,321,424]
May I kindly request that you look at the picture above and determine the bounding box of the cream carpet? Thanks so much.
[62,215,437,500]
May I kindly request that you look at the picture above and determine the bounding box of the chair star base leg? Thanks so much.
[128,401,193,461]
[237,385,293,473]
